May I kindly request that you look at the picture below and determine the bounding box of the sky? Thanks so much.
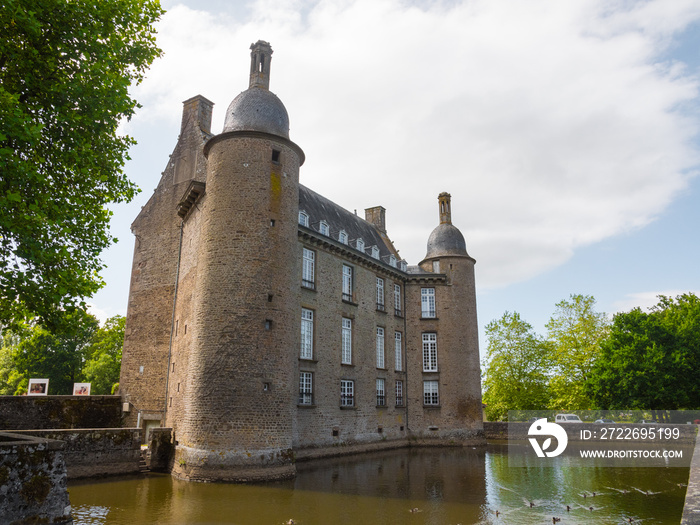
[90,0,700,356]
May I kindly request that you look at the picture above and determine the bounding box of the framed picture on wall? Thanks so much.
[28,378,49,396]
[73,383,91,395]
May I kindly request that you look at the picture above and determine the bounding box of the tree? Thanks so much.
[0,0,163,330]
[588,293,700,412]
[12,310,99,394]
[546,294,609,410]
[482,312,551,421]
[82,315,125,395]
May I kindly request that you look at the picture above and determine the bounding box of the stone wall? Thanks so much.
[11,428,141,479]
[0,432,72,524]
[682,431,700,524]
[0,395,122,430]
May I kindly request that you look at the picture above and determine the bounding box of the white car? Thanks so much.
[555,413,583,423]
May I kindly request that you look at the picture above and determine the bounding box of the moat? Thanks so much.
[69,445,689,524]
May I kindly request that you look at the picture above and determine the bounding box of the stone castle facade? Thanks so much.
[119,41,483,482]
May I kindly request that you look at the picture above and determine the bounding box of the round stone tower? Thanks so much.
[173,41,304,481]
[414,193,483,441]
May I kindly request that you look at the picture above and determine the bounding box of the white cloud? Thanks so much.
[129,0,700,289]
[611,290,700,314]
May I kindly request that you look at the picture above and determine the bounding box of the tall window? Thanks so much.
[298,210,309,227]
[339,230,348,244]
[396,380,404,406]
[394,284,402,316]
[422,333,438,372]
[341,318,352,364]
[341,380,354,407]
[342,265,353,302]
[299,372,313,405]
[300,309,313,359]
[424,380,439,405]
[421,288,436,318]
[302,248,315,289]
[319,220,329,236]
[394,331,402,371]
[376,327,385,368]
[376,378,386,406]
[376,277,385,311]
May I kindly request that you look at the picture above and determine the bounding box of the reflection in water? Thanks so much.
[69,445,689,525]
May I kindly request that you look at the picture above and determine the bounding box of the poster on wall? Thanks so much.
[28,378,49,396]
[73,383,91,395]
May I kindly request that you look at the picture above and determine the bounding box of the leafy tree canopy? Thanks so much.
[587,293,700,411]
[545,294,610,410]
[11,309,99,394]
[482,312,551,421]
[0,0,163,330]
[82,314,124,394]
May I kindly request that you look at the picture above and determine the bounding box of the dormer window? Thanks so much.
[356,238,365,252]
[339,230,348,245]
[400,260,408,272]
[299,211,309,227]
[371,246,380,259]
[389,255,397,268]
[319,221,329,236]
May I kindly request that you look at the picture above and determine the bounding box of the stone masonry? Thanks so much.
[120,41,484,482]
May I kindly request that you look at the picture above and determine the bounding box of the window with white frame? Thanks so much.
[341,318,352,364]
[376,378,386,406]
[302,248,315,289]
[376,277,384,311]
[433,260,440,273]
[371,246,380,259]
[340,380,354,407]
[389,255,397,268]
[300,309,313,359]
[298,210,309,227]
[394,284,402,316]
[423,380,439,405]
[299,372,313,405]
[421,288,436,318]
[342,265,353,302]
[356,238,365,252]
[394,331,402,371]
[396,380,404,406]
[376,327,385,368]
[400,260,407,272]
[319,220,329,236]
[422,333,438,372]
[339,230,348,244]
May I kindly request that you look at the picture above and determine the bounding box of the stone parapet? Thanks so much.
[0,395,122,430]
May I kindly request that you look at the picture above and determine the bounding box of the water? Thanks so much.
[69,445,689,524]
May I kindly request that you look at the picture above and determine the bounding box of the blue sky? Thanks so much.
[90,0,700,355]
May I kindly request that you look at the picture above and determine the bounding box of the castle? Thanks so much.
[119,41,483,482]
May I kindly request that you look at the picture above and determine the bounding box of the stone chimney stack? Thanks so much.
[365,206,386,233]
[249,40,273,90]
[181,95,214,135]
[438,192,452,225]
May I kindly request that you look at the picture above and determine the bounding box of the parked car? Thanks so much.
[594,419,616,424]
[555,414,583,423]
[639,420,658,424]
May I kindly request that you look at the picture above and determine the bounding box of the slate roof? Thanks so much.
[298,184,402,266]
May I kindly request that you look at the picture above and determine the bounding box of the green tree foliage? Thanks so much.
[482,312,551,421]
[12,310,99,394]
[588,293,700,411]
[82,315,125,394]
[545,294,610,410]
[0,0,163,329]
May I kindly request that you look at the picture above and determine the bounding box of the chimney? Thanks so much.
[365,206,386,233]
[181,95,214,135]
[249,40,273,90]
[438,192,452,224]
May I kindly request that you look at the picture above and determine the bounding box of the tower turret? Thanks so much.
[171,41,304,482]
